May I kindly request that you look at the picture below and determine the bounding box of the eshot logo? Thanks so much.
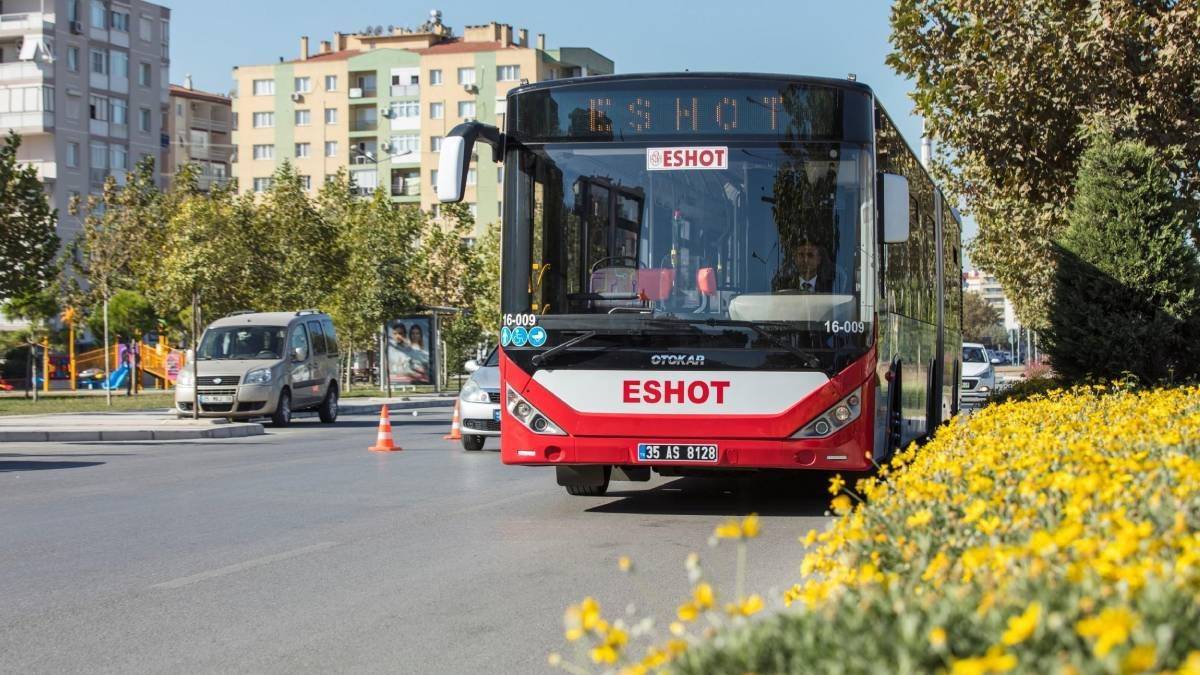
[646,146,728,171]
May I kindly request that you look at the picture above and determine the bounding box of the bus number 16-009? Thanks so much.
[824,321,866,334]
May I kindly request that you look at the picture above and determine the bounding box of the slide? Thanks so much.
[100,365,130,391]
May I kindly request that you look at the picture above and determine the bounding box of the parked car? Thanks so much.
[458,348,500,451]
[961,342,996,406]
[174,310,341,426]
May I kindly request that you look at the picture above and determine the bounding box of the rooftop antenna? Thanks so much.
[847,72,857,82]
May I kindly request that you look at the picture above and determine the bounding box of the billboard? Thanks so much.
[385,316,434,385]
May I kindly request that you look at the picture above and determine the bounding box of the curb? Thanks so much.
[0,423,264,443]
[335,398,456,416]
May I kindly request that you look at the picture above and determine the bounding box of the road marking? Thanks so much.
[450,491,541,516]
[150,541,338,589]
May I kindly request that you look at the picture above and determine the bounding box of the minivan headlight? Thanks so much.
[460,379,490,403]
[244,367,273,385]
[177,369,194,386]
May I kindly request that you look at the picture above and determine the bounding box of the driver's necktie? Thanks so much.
[802,282,814,292]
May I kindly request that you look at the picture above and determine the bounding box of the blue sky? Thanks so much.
[168,0,976,252]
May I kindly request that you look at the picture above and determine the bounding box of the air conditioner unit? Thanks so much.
[462,83,477,94]
[354,155,370,165]
[349,87,363,99]
[462,117,475,123]
[380,107,393,118]
[70,21,83,34]
[290,92,304,103]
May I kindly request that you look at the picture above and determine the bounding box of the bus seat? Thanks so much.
[697,267,717,296]
[638,268,673,301]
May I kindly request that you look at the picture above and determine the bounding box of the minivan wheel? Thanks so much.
[319,385,338,423]
[271,389,292,427]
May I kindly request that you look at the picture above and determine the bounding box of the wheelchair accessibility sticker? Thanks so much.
[527,326,547,347]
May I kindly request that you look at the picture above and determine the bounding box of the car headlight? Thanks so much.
[177,369,194,386]
[244,367,273,385]
[506,384,566,435]
[460,379,491,403]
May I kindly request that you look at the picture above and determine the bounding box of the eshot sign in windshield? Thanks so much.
[646,146,728,171]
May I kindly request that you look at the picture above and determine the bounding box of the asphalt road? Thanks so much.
[0,409,834,674]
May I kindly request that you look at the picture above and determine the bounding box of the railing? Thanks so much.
[349,120,378,132]
[20,159,55,179]
[189,116,230,132]
[390,181,420,197]
[0,60,52,81]
[390,84,420,97]
[0,12,55,32]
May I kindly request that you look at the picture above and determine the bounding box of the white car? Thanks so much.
[961,342,996,406]
[458,348,500,451]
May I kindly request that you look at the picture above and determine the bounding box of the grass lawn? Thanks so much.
[0,392,175,416]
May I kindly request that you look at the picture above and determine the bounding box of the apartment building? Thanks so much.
[166,75,231,191]
[963,270,1008,314]
[232,11,613,235]
[0,0,171,243]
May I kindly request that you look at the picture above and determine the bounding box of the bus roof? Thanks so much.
[509,71,875,98]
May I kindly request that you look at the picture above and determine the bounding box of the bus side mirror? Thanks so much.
[437,121,504,203]
[879,173,910,243]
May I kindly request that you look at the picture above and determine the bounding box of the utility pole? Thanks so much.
[191,290,200,420]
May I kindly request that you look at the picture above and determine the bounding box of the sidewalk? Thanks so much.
[0,396,457,443]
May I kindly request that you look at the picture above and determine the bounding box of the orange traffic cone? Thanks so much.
[443,400,462,440]
[369,406,401,452]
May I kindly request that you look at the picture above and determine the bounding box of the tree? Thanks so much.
[888,1,1200,328]
[469,221,502,338]
[1043,136,1200,383]
[962,291,1002,343]
[0,131,59,300]
[258,162,347,311]
[412,203,482,379]
[86,289,155,341]
[324,178,422,387]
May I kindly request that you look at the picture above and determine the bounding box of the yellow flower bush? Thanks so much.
[672,385,1200,673]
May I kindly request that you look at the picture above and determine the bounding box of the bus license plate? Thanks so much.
[637,443,718,463]
[199,394,233,403]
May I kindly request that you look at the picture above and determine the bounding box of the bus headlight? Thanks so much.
[792,387,863,439]
[506,385,566,436]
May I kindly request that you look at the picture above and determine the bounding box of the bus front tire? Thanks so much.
[558,465,611,496]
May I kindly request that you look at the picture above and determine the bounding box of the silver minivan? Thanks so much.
[175,310,341,426]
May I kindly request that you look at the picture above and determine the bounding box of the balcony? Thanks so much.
[0,110,52,133]
[349,119,378,133]
[390,181,420,197]
[389,84,419,97]
[0,60,53,82]
[190,116,231,132]
[0,12,55,36]
[348,87,377,100]
[19,159,55,180]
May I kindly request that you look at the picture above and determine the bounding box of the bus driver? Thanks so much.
[772,238,836,293]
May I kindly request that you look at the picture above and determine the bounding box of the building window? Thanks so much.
[430,136,442,152]
[138,62,151,86]
[253,177,272,193]
[252,144,274,160]
[429,69,442,85]
[90,0,106,28]
[138,15,152,41]
[429,102,443,119]
[67,142,79,168]
[90,141,107,169]
[324,141,337,157]
[457,68,475,85]
[430,169,438,186]
[252,112,274,128]
[468,203,477,218]
[252,79,274,96]
[111,99,127,125]
[466,168,477,185]
[458,101,475,118]
[324,75,337,91]
[496,65,520,81]
[88,94,108,121]
[390,134,419,154]
[110,51,128,78]
[294,109,310,126]
[90,48,108,75]
[300,175,312,191]
[295,142,310,158]
[67,47,79,72]
[430,203,440,218]
[497,166,504,183]
[110,145,127,172]
[110,11,129,32]
[390,100,419,118]
[294,77,311,93]
[138,106,151,132]
[175,102,182,116]
[324,108,337,124]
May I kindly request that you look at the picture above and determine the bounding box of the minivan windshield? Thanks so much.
[198,326,287,360]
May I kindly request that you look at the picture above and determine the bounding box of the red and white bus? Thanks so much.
[438,73,962,496]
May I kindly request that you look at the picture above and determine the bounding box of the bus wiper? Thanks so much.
[531,330,597,367]
[649,317,822,369]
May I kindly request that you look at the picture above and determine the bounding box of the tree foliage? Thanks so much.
[0,131,59,300]
[888,1,1200,328]
[961,291,1002,343]
[87,289,156,340]
[1043,136,1200,383]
